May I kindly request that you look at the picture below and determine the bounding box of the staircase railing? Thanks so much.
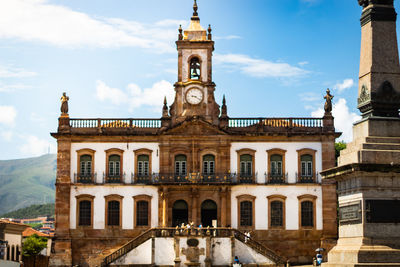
[231,229,285,264]
[101,227,285,266]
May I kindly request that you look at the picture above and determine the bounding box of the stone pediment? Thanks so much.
[162,117,227,136]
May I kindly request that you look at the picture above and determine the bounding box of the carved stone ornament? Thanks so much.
[357,85,370,105]
[358,80,400,118]
[324,88,334,114]
[181,238,205,263]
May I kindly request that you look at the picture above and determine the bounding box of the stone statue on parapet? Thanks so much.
[324,88,333,114]
[60,92,69,116]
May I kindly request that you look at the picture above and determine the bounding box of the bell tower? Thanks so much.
[169,0,220,126]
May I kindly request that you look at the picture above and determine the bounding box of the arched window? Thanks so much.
[300,154,313,177]
[240,154,252,177]
[79,155,92,177]
[175,154,187,176]
[240,201,253,227]
[270,154,283,177]
[107,200,120,226]
[136,201,149,226]
[6,245,10,260]
[137,155,149,177]
[202,154,215,175]
[108,154,121,177]
[190,57,201,80]
[79,200,92,226]
[270,201,283,227]
[301,201,314,227]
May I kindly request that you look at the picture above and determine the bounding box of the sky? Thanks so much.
[1,0,399,160]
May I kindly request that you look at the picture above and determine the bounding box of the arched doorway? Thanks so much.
[201,200,217,227]
[172,200,188,226]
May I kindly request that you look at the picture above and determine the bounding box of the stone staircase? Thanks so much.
[100,227,285,267]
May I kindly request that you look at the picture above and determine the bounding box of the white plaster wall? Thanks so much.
[231,185,323,230]
[111,239,152,265]
[70,143,159,183]
[155,238,175,265]
[234,239,274,264]
[179,237,207,267]
[230,142,323,184]
[70,186,158,229]
[211,238,231,265]
[182,49,208,83]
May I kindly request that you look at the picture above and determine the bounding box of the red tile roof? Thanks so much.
[22,227,50,237]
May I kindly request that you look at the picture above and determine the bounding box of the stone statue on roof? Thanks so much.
[324,89,333,114]
[60,92,69,115]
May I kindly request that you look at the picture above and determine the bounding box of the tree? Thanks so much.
[22,234,48,257]
[335,141,347,165]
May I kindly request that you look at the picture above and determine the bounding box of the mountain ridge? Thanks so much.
[0,154,56,214]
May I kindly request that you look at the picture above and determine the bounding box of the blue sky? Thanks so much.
[0,0,399,160]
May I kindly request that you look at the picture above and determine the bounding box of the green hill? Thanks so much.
[0,154,56,215]
[0,203,55,219]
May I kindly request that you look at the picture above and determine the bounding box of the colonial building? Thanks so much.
[50,2,339,266]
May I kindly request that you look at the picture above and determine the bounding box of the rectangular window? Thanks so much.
[138,161,149,176]
[115,161,120,176]
[108,201,120,226]
[79,201,91,226]
[270,201,283,227]
[136,201,149,226]
[240,201,253,226]
[301,161,312,177]
[203,161,215,175]
[175,161,186,176]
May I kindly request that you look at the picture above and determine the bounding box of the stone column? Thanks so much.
[161,188,169,227]
[191,188,199,225]
[220,187,227,227]
[49,137,72,267]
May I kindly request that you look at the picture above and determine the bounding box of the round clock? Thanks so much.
[186,88,203,105]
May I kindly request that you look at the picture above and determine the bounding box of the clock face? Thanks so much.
[186,88,203,105]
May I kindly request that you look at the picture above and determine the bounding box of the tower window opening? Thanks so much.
[190,57,201,80]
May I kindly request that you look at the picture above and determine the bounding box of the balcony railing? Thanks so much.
[104,173,126,184]
[130,173,257,184]
[228,117,323,128]
[265,173,288,184]
[69,118,161,128]
[295,172,319,183]
[74,173,97,184]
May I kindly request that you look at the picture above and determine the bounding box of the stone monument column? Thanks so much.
[322,1,400,266]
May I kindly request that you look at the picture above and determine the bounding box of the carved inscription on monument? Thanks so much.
[339,201,362,224]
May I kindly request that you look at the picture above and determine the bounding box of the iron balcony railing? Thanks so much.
[73,173,97,184]
[264,172,288,184]
[130,173,257,184]
[295,172,319,183]
[103,173,126,184]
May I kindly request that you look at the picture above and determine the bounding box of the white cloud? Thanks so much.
[333,79,354,92]
[19,135,56,157]
[298,61,309,66]
[96,80,175,112]
[0,105,17,125]
[311,98,361,142]
[214,53,308,78]
[300,92,320,102]
[0,82,32,92]
[0,0,185,52]
[96,80,128,105]
[0,65,36,78]
[1,130,13,141]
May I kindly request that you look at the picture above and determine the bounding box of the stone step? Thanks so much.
[359,150,400,164]
[365,136,400,144]
[362,143,400,151]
